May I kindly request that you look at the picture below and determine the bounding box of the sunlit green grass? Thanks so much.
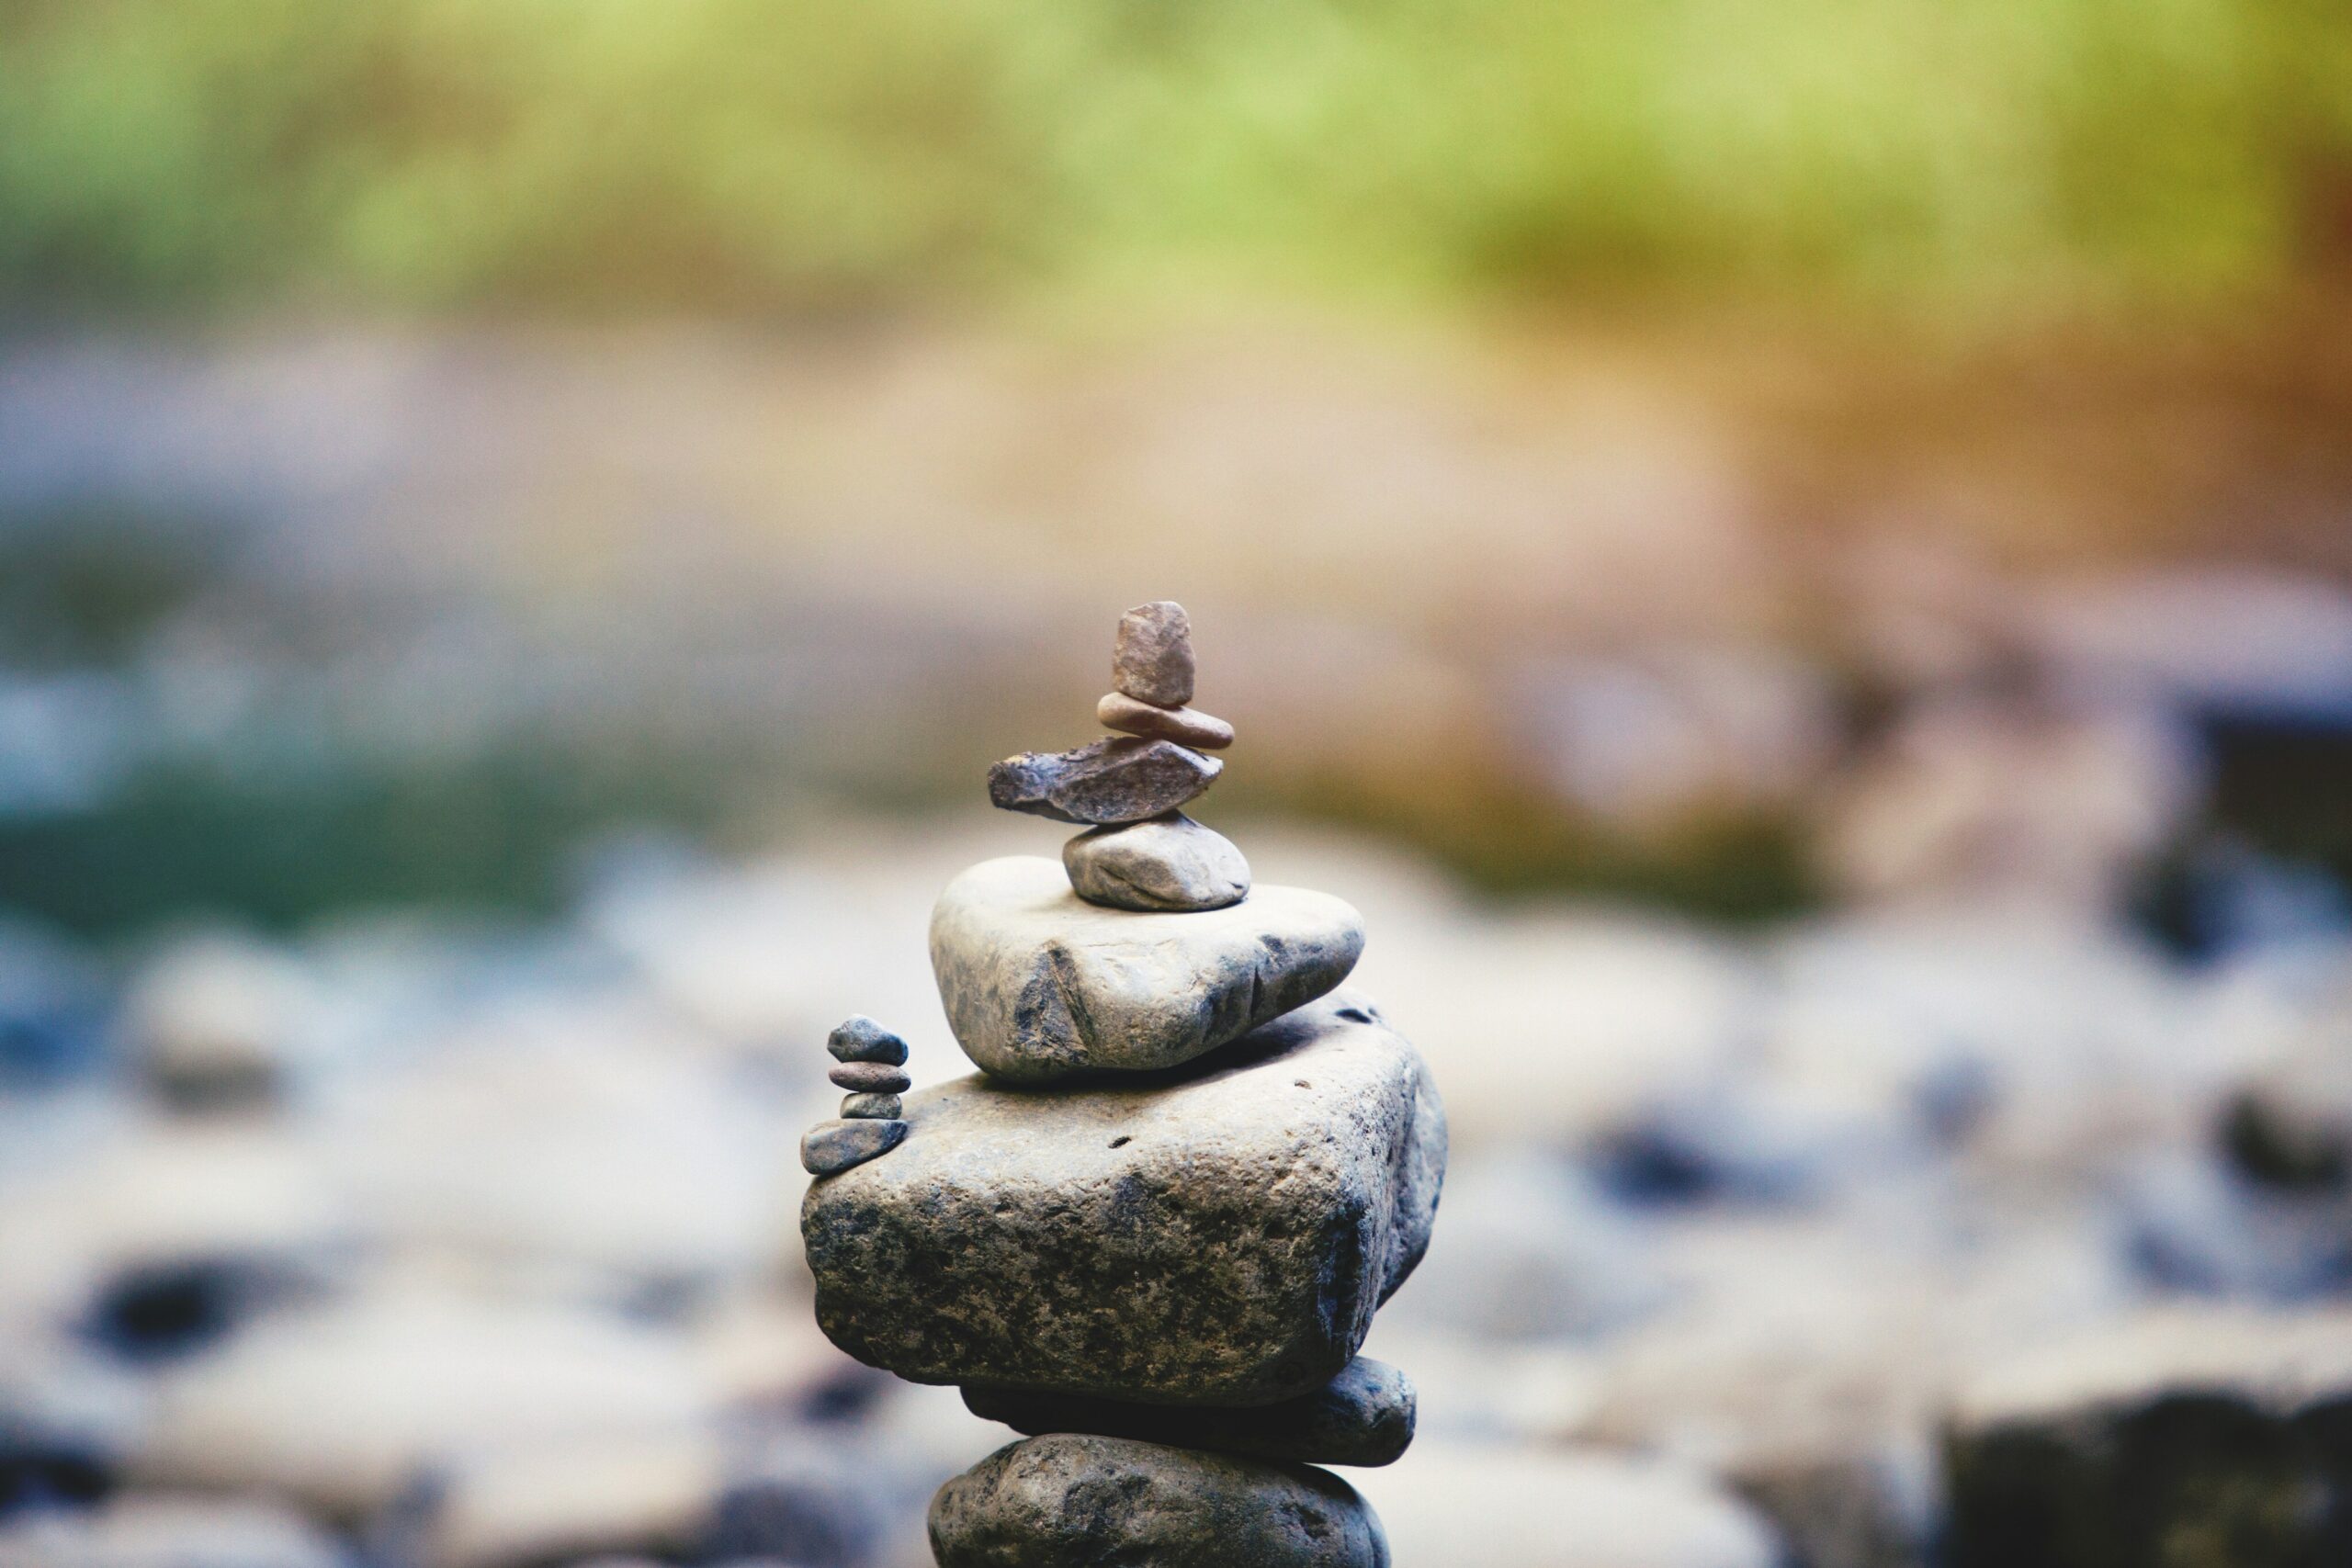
[1,0,2343,321]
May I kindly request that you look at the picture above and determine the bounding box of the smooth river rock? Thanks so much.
[799,1118,909,1177]
[1112,601,1196,708]
[988,738,1220,826]
[838,1091,902,1120]
[828,1061,910,1094]
[1062,813,1251,913]
[827,1015,910,1066]
[930,855,1362,1082]
[803,990,1445,1405]
[965,1356,1416,1468]
[930,1435,1387,1568]
[1097,691,1235,750]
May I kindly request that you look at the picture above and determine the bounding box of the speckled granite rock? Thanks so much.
[1097,692,1234,750]
[965,1356,1416,1468]
[802,990,1444,1405]
[1113,602,1197,708]
[930,1435,1387,1568]
[1063,813,1250,913]
[988,738,1220,826]
[929,855,1362,1082]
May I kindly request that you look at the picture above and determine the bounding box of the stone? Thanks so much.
[1097,692,1234,750]
[121,933,316,1111]
[1113,601,1196,708]
[0,1494,344,1568]
[1062,813,1251,914]
[929,1435,1386,1568]
[803,990,1444,1405]
[928,855,1363,1082]
[800,1118,909,1177]
[988,738,1219,826]
[840,1091,903,1120]
[1943,1304,2352,1568]
[828,1062,910,1095]
[827,1015,910,1066]
[964,1357,1416,1468]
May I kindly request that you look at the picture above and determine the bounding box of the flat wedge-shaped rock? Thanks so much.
[988,737,1219,826]
[931,855,1362,1081]
[803,991,1445,1405]
[930,1435,1387,1568]
[965,1356,1416,1468]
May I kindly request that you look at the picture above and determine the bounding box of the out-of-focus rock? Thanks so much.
[0,1337,148,1515]
[391,1427,722,1568]
[121,933,320,1111]
[928,856,1362,1082]
[1944,1305,2352,1567]
[0,1493,344,1568]
[805,992,1443,1406]
[0,919,104,1090]
[930,1435,1385,1568]
[1351,1440,1781,1568]
[133,1286,716,1517]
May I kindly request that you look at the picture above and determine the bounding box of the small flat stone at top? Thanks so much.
[1114,601,1196,708]
[989,737,1219,826]
[801,1117,908,1177]
[831,1061,911,1094]
[828,1015,910,1065]
[1097,692,1234,750]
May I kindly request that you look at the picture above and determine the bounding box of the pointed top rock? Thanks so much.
[1113,601,1195,708]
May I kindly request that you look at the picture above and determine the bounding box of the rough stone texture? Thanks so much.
[1944,1305,2352,1568]
[929,855,1363,1083]
[1112,601,1196,708]
[828,1062,910,1094]
[803,990,1445,1405]
[840,1091,903,1120]
[1063,813,1251,914]
[988,738,1219,826]
[799,1119,909,1177]
[827,1015,910,1066]
[1097,692,1234,750]
[929,1435,1386,1568]
[965,1356,1416,1468]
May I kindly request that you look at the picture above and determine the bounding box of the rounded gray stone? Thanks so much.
[1097,691,1234,750]
[988,737,1220,826]
[965,1356,1417,1468]
[803,989,1446,1405]
[800,1117,908,1177]
[829,1061,911,1094]
[840,1091,902,1120]
[1063,813,1250,913]
[827,1015,910,1066]
[929,856,1363,1082]
[930,1434,1387,1568]
[1112,601,1196,708]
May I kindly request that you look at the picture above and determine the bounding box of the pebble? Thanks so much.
[805,990,1443,1406]
[964,1356,1416,1468]
[840,1092,903,1120]
[828,1062,910,1095]
[1097,692,1234,750]
[930,1434,1386,1568]
[928,856,1362,1082]
[800,1118,910,1177]
[988,738,1219,826]
[827,1015,910,1066]
[1063,813,1250,913]
[1112,601,1196,708]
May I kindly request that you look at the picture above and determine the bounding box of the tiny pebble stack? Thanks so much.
[800,1014,913,1177]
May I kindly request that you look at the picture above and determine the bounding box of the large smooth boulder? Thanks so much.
[803,991,1444,1406]
[929,1435,1386,1568]
[929,855,1363,1082]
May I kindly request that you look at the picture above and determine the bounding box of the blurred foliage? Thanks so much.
[0,0,2347,319]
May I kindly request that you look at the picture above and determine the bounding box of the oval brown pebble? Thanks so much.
[831,1061,911,1094]
[1097,692,1234,750]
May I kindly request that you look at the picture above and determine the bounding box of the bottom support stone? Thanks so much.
[929,1434,1387,1568]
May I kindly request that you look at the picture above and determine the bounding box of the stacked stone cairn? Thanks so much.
[798,601,1447,1567]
